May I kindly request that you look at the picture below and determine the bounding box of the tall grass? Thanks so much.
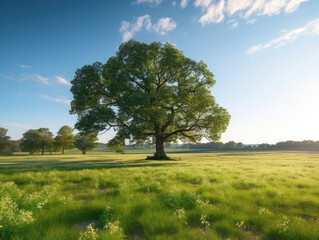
[0,151,319,239]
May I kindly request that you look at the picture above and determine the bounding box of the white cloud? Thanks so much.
[285,0,308,13]
[246,18,256,24]
[39,95,71,106]
[226,0,252,15]
[30,74,50,85]
[194,0,212,8]
[153,17,177,35]
[122,31,134,42]
[172,1,177,6]
[120,15,177,42]
[244,0,309,18]
[247,18,319,54]
[263,0,288,16]
[181,0,189,8]
[230,21,239,28]
[199,0,225,25]
[193,0,308,26]
[19,64,31,69]
[5,73,50,85]
[55,76,71,87]
[120,15,152,42]
[135,0,163,5]
[0,123,33,130]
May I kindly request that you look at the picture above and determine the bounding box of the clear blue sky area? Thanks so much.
[1,0,319,144]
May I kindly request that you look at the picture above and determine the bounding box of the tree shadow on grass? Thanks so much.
[0,158,182,173]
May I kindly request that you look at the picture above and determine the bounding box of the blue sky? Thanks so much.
[1,0,319,144]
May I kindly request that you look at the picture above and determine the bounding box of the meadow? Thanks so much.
[0,151,319,240]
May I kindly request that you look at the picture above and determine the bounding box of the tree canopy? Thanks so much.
[0,127,11,153]
[21,128,53,155]
[54,125,74,154]
[74,132,98,155]
[70,40,230,159]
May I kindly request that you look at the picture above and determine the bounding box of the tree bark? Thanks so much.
[62,147,65,155]
[154,125,168,160]
[41,147,44,155]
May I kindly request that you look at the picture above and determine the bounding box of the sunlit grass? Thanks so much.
[1,151,319,239]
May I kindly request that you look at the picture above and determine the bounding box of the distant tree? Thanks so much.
[37,128,54,155]
[236,142,245,149]
[107,137,124,153]
[21,128,54,155]
[258,143,271,149]
[0,127,11,153]
[54,126,74,154]
[21,129,42,154]
[9,140,21,154]
[70,40,230,159]
[224,141,237,149]
[74,132,98,155]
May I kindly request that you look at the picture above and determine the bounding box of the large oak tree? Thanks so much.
[70,40,230,159]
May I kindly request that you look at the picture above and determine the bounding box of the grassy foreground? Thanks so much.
[0,151,319,240]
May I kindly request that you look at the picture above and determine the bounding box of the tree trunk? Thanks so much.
[41,147,44,155]
[62,147,65,155]
[82,149,87,155]
[154,125,168,160]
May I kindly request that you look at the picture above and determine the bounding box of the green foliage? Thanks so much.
[98,206,116,227]
[70,40,230,158]
[0,127,11,153]
[107,138,124,153]
[8,140,21,154]
[20,129,42,154]
[20,128,53,154]
[54,125,75,154]
[74,132,98,155]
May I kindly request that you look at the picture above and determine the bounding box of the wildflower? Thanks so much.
[78,224,98,240]
[104,221,121,234]
[196,198,211,207]
[277,215,289,232]
[200,215,210,229]
[258,207,272,215]
[236,220,246,230]
[174,208,187,224]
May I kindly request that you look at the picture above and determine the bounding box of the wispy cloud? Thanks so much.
[19,64,31,69]
[135,0,163,5]
[120,15,177,42]
[4,73,50,85]
[285,0,308,13]
[55,76,71,87]
[153,17,177,35]
[39,94,71,105]
[228,19,239,28]
[181,0,190,8]
[0,123,33,130]
[193,0,308,26]
[199,0,225,25]
[194,0,212,8]
[31,74,50,85]
[247,18,319,54]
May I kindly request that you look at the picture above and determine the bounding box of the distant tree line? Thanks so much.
[181,140,319,151]
[0,126,98,155]
[1,126,319,154]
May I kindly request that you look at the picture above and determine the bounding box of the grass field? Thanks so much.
[0,151,319,240]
